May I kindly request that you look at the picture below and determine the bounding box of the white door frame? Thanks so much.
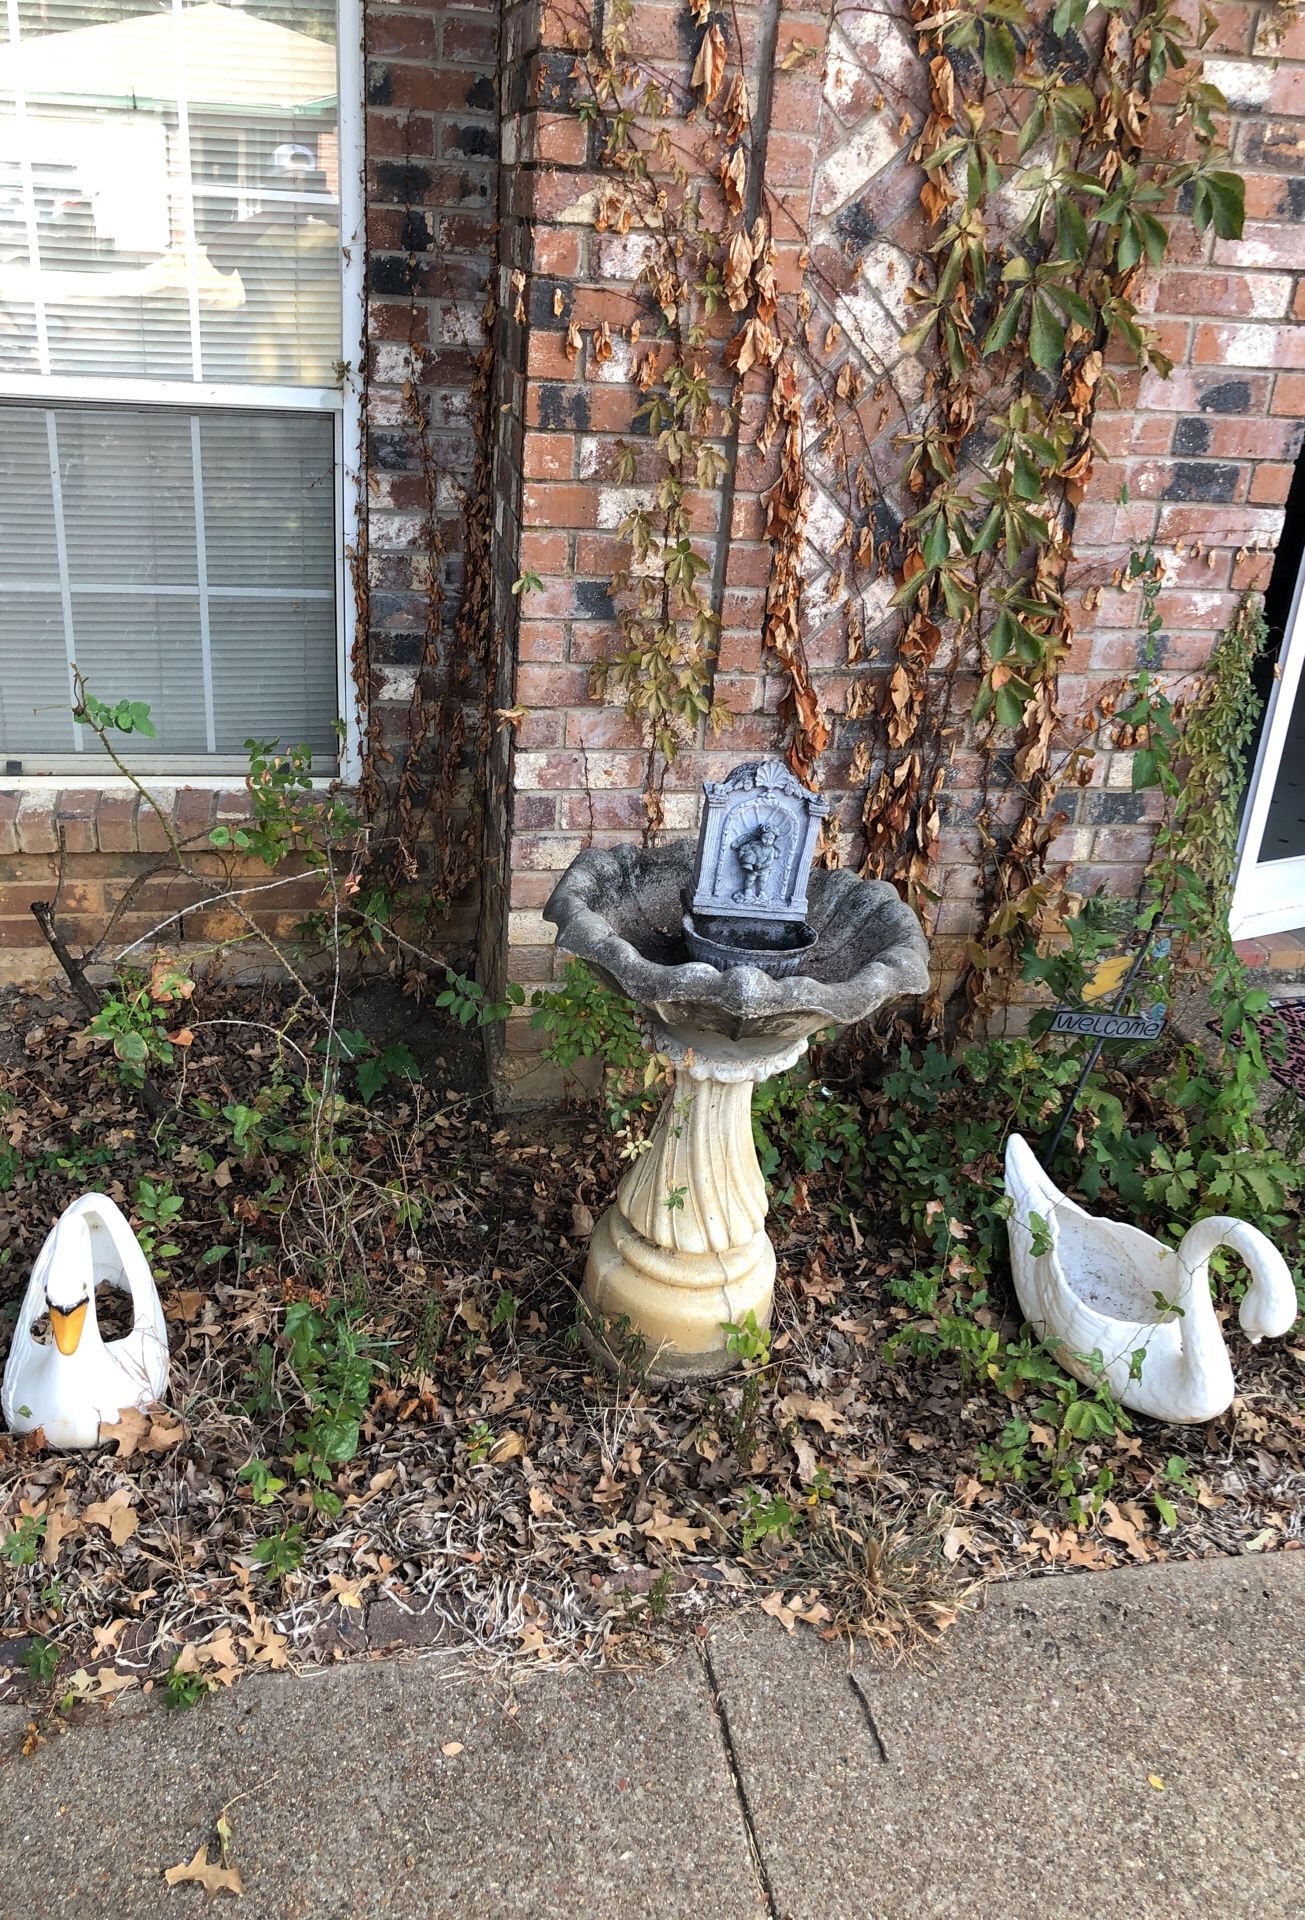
[1231,548,1305,941]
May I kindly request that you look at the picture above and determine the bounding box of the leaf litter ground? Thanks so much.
[1,980,1302,1722]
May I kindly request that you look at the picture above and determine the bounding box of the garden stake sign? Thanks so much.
[1042,934,1170,1165]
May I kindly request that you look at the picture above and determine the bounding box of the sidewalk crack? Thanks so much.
[698,1640,782,1920]
[848,1671,890,1764]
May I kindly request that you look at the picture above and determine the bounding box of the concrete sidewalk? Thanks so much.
[1,1555,1301,1920]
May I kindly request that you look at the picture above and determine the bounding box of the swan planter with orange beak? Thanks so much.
[3,1194,169,1449]
[1005,1134,1298,1424]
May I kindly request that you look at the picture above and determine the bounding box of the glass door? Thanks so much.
[1232,556,1305,940]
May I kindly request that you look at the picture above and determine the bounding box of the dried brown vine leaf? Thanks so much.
[727,317,781,377]
[564,320,581,364]
[592,319,613,366]
[720,146,746,214]
[722,72,748,143]
[751,218,777,318]
[724,229,753,312]
[691,23,728,105]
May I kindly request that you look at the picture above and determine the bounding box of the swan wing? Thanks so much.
[69,1194,170,1403]
[73,1193,169,1349]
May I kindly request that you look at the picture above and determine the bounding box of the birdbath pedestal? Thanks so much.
[545,766,930,1380]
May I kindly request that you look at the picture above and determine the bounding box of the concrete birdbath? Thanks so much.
[544,762,930,1379]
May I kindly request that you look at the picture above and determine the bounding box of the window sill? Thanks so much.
[0,783,260,857]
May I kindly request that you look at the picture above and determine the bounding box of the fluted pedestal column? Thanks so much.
[583,1065,776,1378]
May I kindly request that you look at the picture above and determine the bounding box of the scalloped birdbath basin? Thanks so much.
[545,840,930,1379]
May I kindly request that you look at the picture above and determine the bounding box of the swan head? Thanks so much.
[1225,1224,1300,1345]
[40,1213,96,1357]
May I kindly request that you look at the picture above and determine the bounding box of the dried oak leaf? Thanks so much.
[99,1406,186,1459]
[82,1487,139,1547]
[164,1844,244,1899]
[759,1591,796,1633]
[778,1392,848,1435]
[691,23,728,105]
[641,1511,710,1552]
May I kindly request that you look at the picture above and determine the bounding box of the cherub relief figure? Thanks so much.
[732,822,781,902]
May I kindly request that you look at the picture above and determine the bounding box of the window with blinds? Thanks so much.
[0,0,353,774]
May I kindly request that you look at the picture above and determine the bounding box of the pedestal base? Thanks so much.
[579,1064,776,1378]
[583,1202,775,1380]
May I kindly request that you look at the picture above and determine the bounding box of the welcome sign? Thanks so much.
[1049,1002,1167,1043]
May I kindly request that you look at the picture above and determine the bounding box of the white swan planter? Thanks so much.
[1004,1134,1298,1424]
[2,1194,169,1450]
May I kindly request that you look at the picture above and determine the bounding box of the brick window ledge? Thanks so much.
[0,785,350,968]
[0,785,260,858]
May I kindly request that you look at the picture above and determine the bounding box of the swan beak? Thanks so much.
[50,1300,89,1356]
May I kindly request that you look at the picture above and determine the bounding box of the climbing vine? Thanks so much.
[862,0,1244,1020]
[547,0,831,821]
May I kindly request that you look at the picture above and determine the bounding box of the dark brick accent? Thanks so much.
[574,580,615,620]
[1198,379,1253,414]
[1163,461,1241,503]
[538,386,591,430]
[1173,416,1212,455]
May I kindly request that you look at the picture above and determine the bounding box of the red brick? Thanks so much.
[522,432,576,480]
[534,113,588,166]
[367,11,440,60]
[366,112,437,162]
[1250,462,1294,504]
[1269,65,1305,115]
[1147,270,1293,319]
[1194,322,1305,367]
[515,664,592,706]
[517,621,569,662]
[0,914,47,947]
[1232,549,1275,590]
[1274,372,1305,416]
[519,529,570,572]
[15,795,58,855]
[443,16,496,62]
[520,483,603,528]
[527,332,583,381]
[532,229,584,278]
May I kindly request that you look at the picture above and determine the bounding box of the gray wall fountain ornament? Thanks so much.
[544,760,930,1379]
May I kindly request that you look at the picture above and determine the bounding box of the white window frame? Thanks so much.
[1231,547,1305,941]
[0,0,365,787]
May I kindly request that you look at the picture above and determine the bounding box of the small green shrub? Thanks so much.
[530,959,657,1130]
[22,1636,62,1685]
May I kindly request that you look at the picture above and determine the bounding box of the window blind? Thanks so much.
[0,403,338,758]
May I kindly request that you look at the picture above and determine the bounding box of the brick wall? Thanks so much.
[5,0,1305,1049]
[488,0,1305,1081]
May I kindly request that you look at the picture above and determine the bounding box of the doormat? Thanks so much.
[1211,998,1305,1098]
